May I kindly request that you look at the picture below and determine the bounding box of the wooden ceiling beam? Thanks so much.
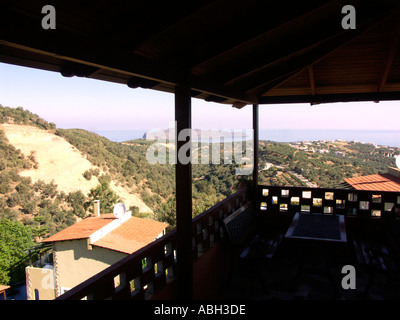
[127,76,160,89]
[377,18,400,92]
[2,0,399,107]
[0,8,258,105]
[242,6,400,96]
[259,91,400,104]
[0,10,183,81]
[190,74,258,104]
[215,4,349,86]
[189,0,336,70]
[109,1,215,52]
[230,3,398,91]
[222,20,342,88]
[241,33,360,95]
[60,61,99,78]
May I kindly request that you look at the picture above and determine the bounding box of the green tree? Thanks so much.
[0,219,34,285]
[66,190,87,218]
[85,181,121,214]
[32,215,49,239]
[155,197,176,230]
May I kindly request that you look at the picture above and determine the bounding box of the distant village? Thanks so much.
[286,139,398,158]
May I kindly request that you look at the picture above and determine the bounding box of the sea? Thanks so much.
[94,129,400,148]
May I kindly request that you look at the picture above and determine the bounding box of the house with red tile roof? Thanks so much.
[344,167,400,193]
[25,205,168,300]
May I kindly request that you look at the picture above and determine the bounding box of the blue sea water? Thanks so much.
[94,129,400,148]
[94,130,147,142]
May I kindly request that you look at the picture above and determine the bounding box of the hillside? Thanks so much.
[0,124,152,213]
[1,104,399,286]
[258,140,399,188]
[0,105,240,285]
[1,124,99,195]
[0,105,239,230]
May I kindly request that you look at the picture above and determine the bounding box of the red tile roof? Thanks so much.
[43,214,168,254]
[344,174,400,192]
[43,214,117,242]
[93,217,168,254]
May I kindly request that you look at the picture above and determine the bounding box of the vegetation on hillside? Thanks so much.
[0,105,243,283]
[0,104,399,284]
[0,105,55,130]
[259,140,399,188]
[55,128,241,226]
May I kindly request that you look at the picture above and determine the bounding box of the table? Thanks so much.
[285,212,347,243]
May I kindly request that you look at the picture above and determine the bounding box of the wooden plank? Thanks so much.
[190,1,335,69]
[259,91,400,104]
[248,8,400,96]
[308,66,316,95]
[377,19,400,92]
[0,5,258,105]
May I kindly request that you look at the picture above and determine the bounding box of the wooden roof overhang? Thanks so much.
[1,0,400,107]
[3,0,400,301]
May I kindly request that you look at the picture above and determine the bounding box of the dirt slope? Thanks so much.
[0,124,152,213]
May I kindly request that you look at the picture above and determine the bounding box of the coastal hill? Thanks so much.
[0,123,152,213]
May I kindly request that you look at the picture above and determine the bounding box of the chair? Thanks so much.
[221,201,282,259]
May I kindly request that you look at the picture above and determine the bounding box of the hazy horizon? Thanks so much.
[1,62,400,133]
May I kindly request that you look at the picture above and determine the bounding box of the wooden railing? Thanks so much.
[56,186,249,300]
[257,185,399,218]
[56,184,399,300]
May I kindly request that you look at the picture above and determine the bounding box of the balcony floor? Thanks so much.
[214,222,400,300]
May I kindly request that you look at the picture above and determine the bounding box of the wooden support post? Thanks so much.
[252,104,259,195]
[175,82,193,300]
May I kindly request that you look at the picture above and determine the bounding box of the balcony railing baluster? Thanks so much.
[57,185,399,300]
[257,185,399,219]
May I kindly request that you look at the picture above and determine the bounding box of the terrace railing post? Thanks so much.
[252,103,259,194]
[175,81,193,300]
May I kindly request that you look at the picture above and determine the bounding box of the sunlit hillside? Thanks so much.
[1,123,152,213]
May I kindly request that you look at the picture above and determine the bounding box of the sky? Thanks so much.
[1,62,400,132]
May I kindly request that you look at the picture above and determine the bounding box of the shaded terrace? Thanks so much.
[1,0,400,300]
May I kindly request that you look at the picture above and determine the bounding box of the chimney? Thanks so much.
[94,200,100,217]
